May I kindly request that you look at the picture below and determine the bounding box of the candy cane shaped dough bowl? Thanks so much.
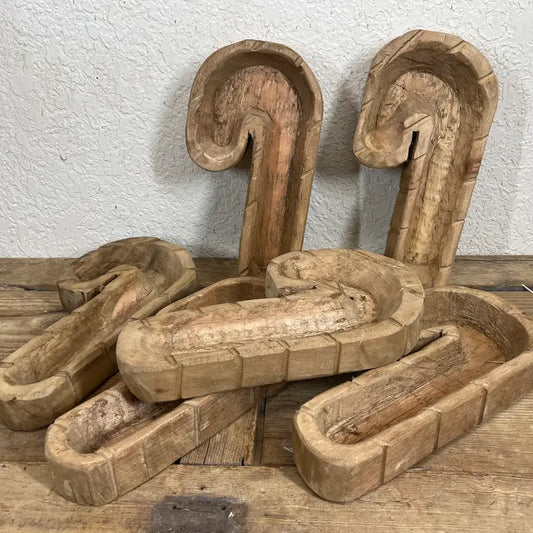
[116,249,424,403]
[293,287,533,503]
[186,39,323,276]
[354,30,498,287]
[0,237,196,430]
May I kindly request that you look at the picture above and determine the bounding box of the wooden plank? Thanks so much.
[180,406,259,466]
[194,257,238,288]
[0,291,64,316]
[0,460,531,532]
[261,376,349,465]
[495,291,533,315]
[1,256,532,292]
[450,256,533,289]
[0,258,72,290]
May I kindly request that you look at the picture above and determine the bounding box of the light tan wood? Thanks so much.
[354,30,499,287]
[0,290,65,316]
[1,290,529,468]
[0,258,532,530]
[293,287,533,502]
[45,277,280,505]
[0,258,530,469]
[0,258,73,290]
[179,405,259,466]
[45,382,277,506]
[2,457,533,532]
[0,238,196,430]
[117,249,424,402]
[2,255,532,292]
[449,256,533,289]
[187,40,323,276]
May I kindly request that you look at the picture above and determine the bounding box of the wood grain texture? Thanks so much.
[179,405,259,466]
[117,249,423,402]
[45,382,276,506]
[0,258,532,530]
[0,238,196,430]
[1,255,531,292]
[1,460,532,532]
[187,40,323,276]
[293,287,533,502]
[0,258,530,469]
[354,30,499,287]
[44,277,282,505]
[449,256,533,289]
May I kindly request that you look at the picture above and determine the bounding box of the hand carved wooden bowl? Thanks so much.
[117,249,424,403]
[293,287,533,502]
[45,277,278,506]
[187,39,322,276]
[0,237,196,430]
[354,30,498,287]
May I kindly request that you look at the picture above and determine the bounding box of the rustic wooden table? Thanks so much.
[0,256,532,532]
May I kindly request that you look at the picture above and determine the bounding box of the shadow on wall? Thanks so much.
[150,66,247,258]
[314,80,362,249]
[149,38,524,258]
[311,47,394,253]
[459,65,527,254]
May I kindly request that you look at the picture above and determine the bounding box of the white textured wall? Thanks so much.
[1,1,532,258]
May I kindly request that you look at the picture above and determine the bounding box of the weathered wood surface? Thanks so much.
[0,238,197,430]
[179,405,259,466]
[2,255,531,293]
[354,30,499,288]
[0,257,531,530]
[293,287,533,502]
[449,255,533,290]
[187,40,323,276]
[0,258,531,468]
[1,453,532,532]
[46,383,276,505]
[118,249,423,402]
[44,278,280,505]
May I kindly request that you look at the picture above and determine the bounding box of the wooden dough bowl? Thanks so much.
[0,237,196,430]
[293,287,533,502]
[354,30,498,287]
[187,39,322,276]
[45,277,279,506]
[116,249,424,403]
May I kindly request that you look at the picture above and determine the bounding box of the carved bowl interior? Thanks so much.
[293,287,533,502]
[0,237,196,430]
[117,249,424,403]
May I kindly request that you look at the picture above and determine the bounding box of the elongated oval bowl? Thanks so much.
[45,276,277,505]
[293,286,533,502]
[117,249,424,402]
